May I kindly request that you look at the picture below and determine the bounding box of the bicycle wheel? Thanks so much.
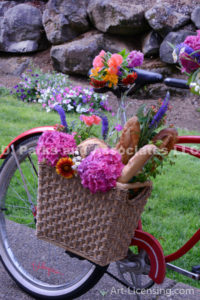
[0,136,108,299]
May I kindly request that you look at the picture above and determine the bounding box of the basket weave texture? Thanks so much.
[36,163,152,266]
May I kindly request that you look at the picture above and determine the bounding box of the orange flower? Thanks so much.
[81,115,101,126]
[56,157,75,179]
[92,115,101,125]
[108,54,123,68]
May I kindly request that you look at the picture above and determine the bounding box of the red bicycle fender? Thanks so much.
[0,126,55,159]
[131,230,166,284]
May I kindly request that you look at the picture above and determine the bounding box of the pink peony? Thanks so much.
[93,50,106,68]
[184,30,200,51]
[78,148,124,193]
[127,50,144,68]
[36,131,77,166]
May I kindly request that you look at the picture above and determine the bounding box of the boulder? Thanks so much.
[50,31,104,75]
[191,7,200,28]
[103,34,143,53]
[142,31,162,57]
[43,0,90,45]
[145,3,190,37]
[0,1,17,17]
[87,0,149,35]
[159,30,195,64]
[0,4,47,52]
[0,56,31,76]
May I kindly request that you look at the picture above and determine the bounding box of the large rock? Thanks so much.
[191,7,200,28]
[0,1,17,17]
[145,3,190,37]
[0,4,47,52]
[159,30,195,64]
[142,31,162,57]
[50,31,104,75]
[103,34,143,53]
[87,0,149,35]
[43,0,90,45]
[0,56,31,76]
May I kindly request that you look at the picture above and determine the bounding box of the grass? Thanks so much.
[0,91,200,288]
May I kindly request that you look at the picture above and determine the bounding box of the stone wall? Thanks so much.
[0,0,200,76]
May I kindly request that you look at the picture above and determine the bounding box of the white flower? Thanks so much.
[74,150,79,156]
[67,104,74,111]
[180,47,186,55]
[172,49,178,63]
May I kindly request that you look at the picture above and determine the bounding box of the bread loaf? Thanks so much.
[153,128,178,153]
[115,116,140,164]
[78,138,108,158]
[118,144,158,183]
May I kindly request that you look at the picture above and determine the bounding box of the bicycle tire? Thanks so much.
[0,136,108,299]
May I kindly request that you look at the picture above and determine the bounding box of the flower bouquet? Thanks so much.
[172,30,200,95]
[35,50,178,266]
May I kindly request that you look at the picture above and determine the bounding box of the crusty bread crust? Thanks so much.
[115,116,140,164]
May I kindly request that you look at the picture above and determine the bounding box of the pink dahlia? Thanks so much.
[36,131,77,166]
[78,148,124,193]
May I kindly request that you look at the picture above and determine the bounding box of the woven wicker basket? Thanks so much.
[36,163,152,266]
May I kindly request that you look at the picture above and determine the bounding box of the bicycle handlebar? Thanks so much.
[93,68,190,97]
[133,68,189,90]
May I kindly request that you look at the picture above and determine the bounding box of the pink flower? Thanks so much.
[78,148,124,193]
[184,30,200,51]
[93,50,106,68]
[180,52,200,73]
[36,131,77,166]
[115,124,123,131]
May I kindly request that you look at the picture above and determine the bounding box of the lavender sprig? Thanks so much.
[149,92,170,129]
[53,104,68,131]
[99,114,109,140]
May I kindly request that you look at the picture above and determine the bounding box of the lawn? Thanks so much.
[0,90,200,288]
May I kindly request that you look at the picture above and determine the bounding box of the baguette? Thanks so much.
[115,116,140,164]
[118,144,158,183]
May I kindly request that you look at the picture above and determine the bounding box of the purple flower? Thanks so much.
[100,114,109,140]
[127,51,144,68]
[53,104,68,131]
[175,43,200,62]
[115,124,123,132]
[150,92,170,128]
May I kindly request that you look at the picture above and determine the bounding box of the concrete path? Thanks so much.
[0,260,200,300]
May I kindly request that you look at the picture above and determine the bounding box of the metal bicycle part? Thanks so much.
[0,136,108,299]
[116,249,154,291]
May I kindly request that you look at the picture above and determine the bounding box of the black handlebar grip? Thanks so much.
[164,78,189,89]
[133,68,163,85]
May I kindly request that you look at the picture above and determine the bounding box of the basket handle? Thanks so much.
[116,180,152,190]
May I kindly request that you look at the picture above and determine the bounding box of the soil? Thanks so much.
[0,49,200,132]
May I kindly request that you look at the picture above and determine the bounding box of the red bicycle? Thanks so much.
[0,71,199,299]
